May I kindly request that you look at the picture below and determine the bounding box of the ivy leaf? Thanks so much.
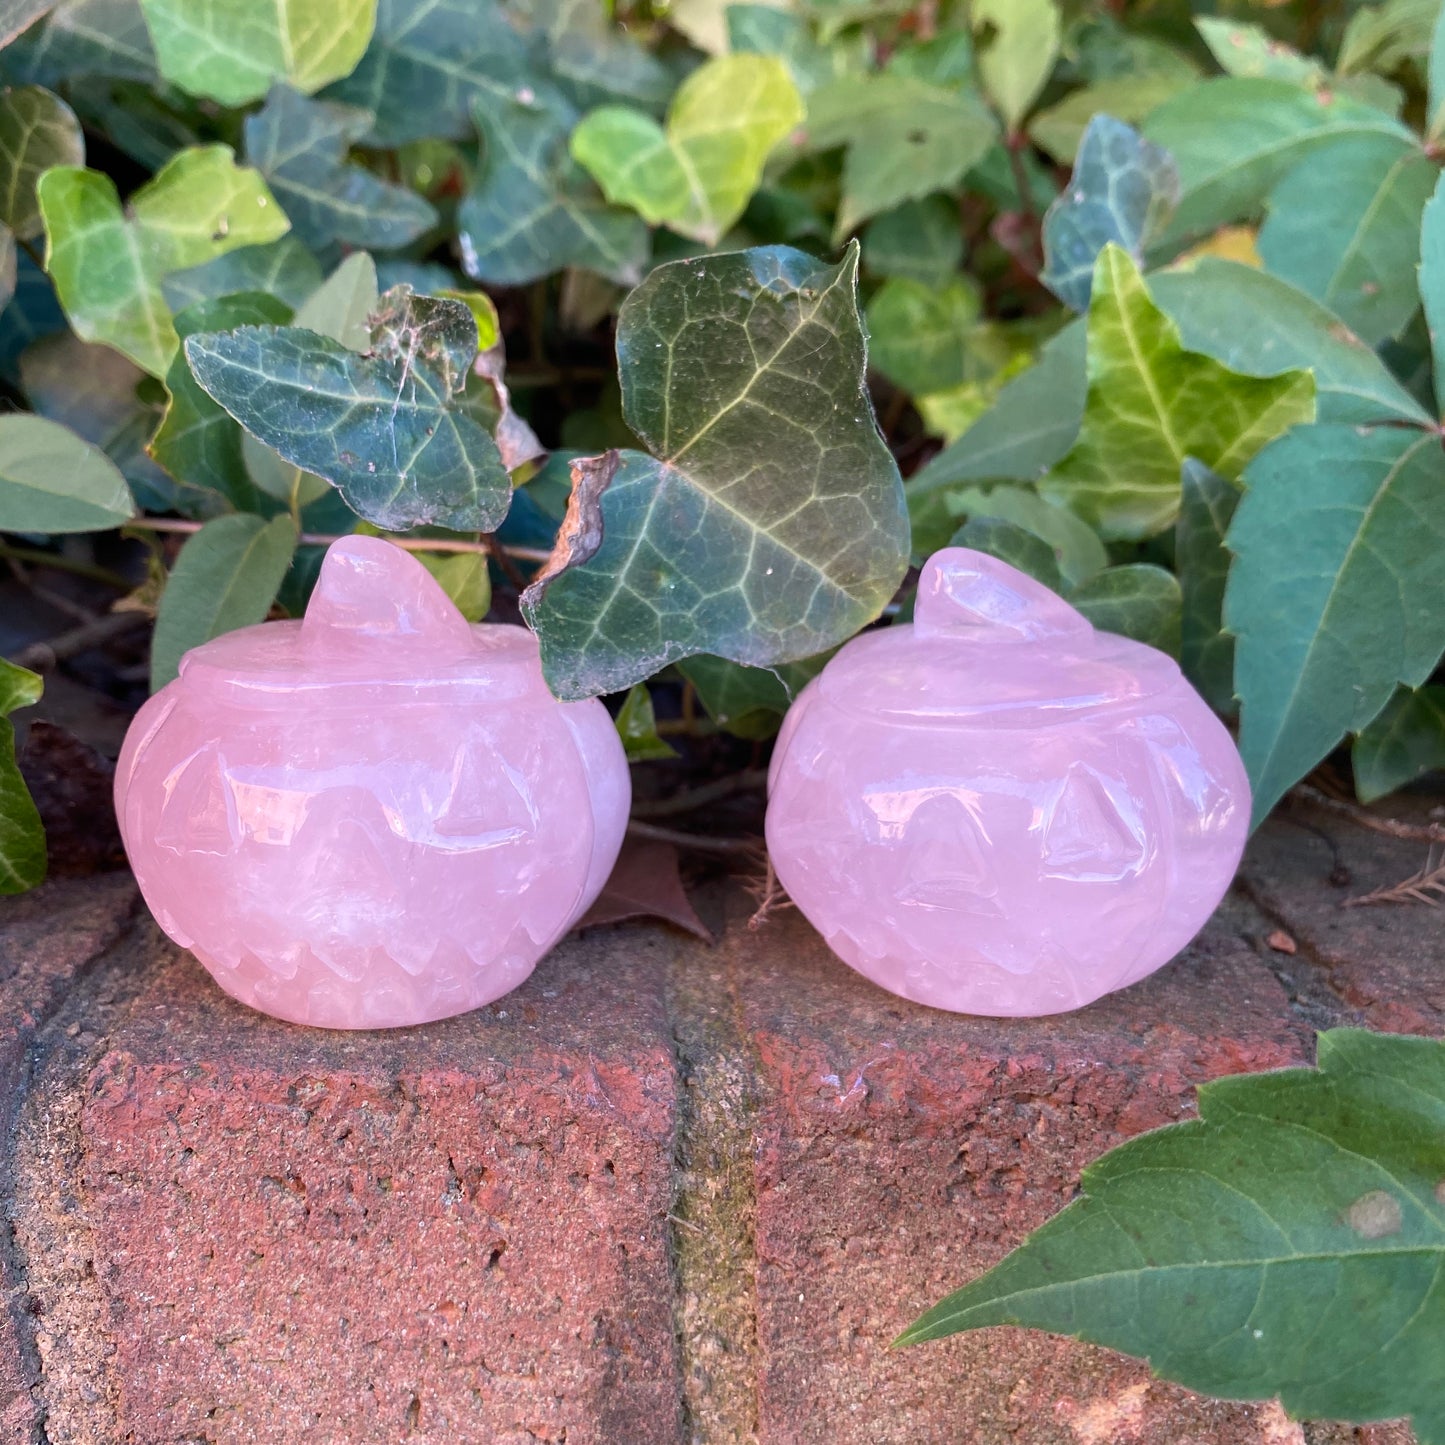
[1257,134,1435,346]
[1352,685,1445,803]
[571,55,803,246]
[521,244,909,700]
[1143,78,1411,244]
[0,656,44,896]
[0,85,83,240]
[901,1029,1445,1445]
[244,85,437,256]
[520,0,672,114]
[971,0,1059,132]
[0,412,134,531]
[865,275,982,396]
[137,0,376,106]
[38,146,290,376]
[185,285,512,533]
[323,0,531,145]
[152,292,291,511]
[726,3,857,95]
[949,516,1062,589]
[804,73,997,236]
[1070,563,1181,655]
[1040,113,1179,312]
[161,235,322,313]
[615,684,678,762]
[1177,457,1239,716]
[861,196,963,288]
[926,482,1106,588]
[0,0,157,86]
[1227,422,1445,826]
[150,512,298,690]
[1041,246,1315,540]
[676,652,828,741]
[1030,74,1183,164]
[458,85,648,287]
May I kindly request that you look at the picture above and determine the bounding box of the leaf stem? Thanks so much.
[0,541,133,590]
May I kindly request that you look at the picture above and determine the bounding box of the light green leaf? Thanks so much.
[1353,685,1445,802]
[38,146,290,376]
[137,0,377,106]
[244,85,436,255]
[150,512,298,690]
[616,683,678,761]
[972,0,1059,132]
[1195,18,1326,86]
[861,196,963,288]
[901,1028,1445,1445]
[152,291,291,511]
[1041,246,1316,540]
[1419,175,1445,417]
[676,651,826,740]
[1339,0,1439,76]
[0,412,134,531]
[0,0,157,85]
[415,549,491,622]
[0,656,44,896]
[293,250,378,350]
[1429,0,1445,138]
[804,72,997,236]
[458,85,648,287]
[161,235,322,314]
[1227,423,1445,826]
[571,55,802,246]
[1143,78,1411,244]
[0,85,83,240]
[1177,457,1239,716]
[521,244,909,700]
[949,516,1062,589]
[1257,134,1435,346]
[1029,74,1182,163]
[866,275,982,397]
[185,286,512,532]
[1041,113,1179,312]
[1070,563,1181,655]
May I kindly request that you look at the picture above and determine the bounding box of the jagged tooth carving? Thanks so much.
[154,746,240,856]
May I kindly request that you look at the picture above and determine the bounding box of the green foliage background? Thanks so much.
[2,0,1444,887]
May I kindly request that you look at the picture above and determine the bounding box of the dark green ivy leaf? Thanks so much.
[0,0,157,86]
[676,652,829,741]
[901,1029,1445,1445]
[1177,457,1240,716]
[184,285,512,532]
[1352,685,1445,803]
[0,84,83,240]
[949,516,1062,588]
[862,196,964,289]
[1070,563,1181,655]
[522,244,909,700]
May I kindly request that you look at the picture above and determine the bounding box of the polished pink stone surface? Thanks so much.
[114,536,630,1029]
[765,547,1250,1017]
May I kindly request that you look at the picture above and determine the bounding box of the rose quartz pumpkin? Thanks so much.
[765,547,1249,1017]
[115,536,629,1029]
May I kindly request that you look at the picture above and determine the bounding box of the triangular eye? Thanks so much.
[1041,764,1148,882]
[898,792,1002,915]
[154,746,239,856]
[432,731,538,849]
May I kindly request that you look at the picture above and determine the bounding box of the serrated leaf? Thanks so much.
[0,0,156,85]
[458,85,648,287]
[0,656,44,896]
[1194,18,1326,86]
[38,146,290,376]
[0,412,133,531]
[616,683,678,761]
[1041,114,1179,312]
[1040,246,1316,540]
[161,235,322,314]
[865,275,982,397]
[152,292,291,511]
[571,54,802,246]
[521,244,909,700]
[1257,134,1435,346]
[804,72,996,236]
[244,85,437,256]
[676,651,826,741]
[949,516,1062,589]
[901,1029,1445,1445]
[137,0,376,106]
[972,0,1059,132]
[1227,422,1445,826]
[150,512,298,690]
[1143,78,1411,244]
[1070,563,1181,654]
[0,85,82,240]
[1419,175,1445,417]
[322,0,531,145]
[861,196,963,289]
[184,286,512,532]
[1177,457,1239,716]
[1353,685,1445,802]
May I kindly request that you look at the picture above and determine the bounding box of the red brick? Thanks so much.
[20,921,682,1445]
[0,873,136,1442]
[728,891,1315,1444]
[1241,805,1445,1036]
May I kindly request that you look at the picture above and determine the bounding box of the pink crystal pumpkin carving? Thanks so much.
[765,547,1250,1017]
[115,536,630,1029]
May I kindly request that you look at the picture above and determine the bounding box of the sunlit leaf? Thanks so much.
[971,0,1059,131]
[615,683,678,761]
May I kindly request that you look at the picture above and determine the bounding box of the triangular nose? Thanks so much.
[302,536,474,652]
